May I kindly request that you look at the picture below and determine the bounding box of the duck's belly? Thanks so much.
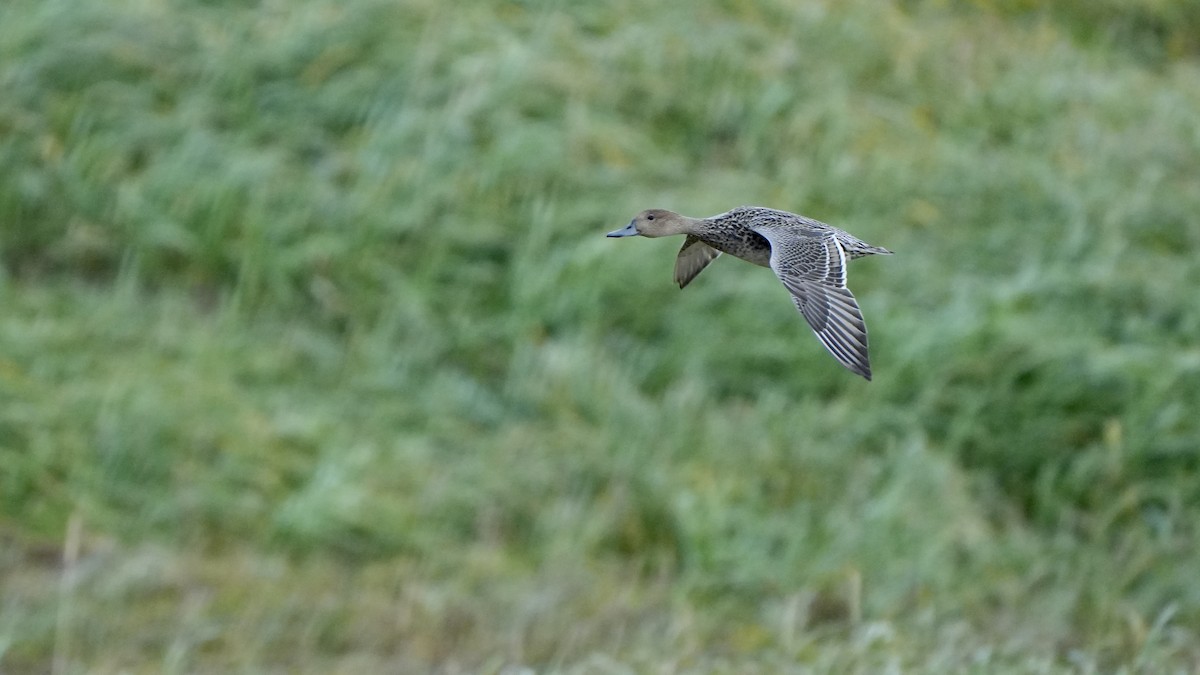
[702,231,773,267]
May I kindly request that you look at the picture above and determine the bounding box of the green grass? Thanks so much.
[3,0,1200,671]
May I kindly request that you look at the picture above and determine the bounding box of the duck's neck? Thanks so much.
[688,214,723,237]
[684,215,711,236]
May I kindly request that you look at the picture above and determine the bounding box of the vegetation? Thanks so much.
[2,0,1200,671]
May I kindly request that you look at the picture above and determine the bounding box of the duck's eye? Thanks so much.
[646,214,655,220]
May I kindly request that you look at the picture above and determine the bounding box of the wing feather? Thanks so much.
[674,236,721,289]
[751,225,873,380]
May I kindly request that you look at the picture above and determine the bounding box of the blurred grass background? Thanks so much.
[2,0,1200,671]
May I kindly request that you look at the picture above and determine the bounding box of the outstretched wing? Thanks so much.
[674,236,721,289]
[750,225,872,380]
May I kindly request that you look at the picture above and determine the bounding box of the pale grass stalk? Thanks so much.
[52,512,83,675]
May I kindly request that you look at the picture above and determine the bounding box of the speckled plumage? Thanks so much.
[607,206,892,380]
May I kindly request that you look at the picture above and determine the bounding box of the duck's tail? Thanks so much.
[844,242,893,259]
[835,231,892,259]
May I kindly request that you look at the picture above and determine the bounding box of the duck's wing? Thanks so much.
[750,225,872,380]
[674,236,721,289]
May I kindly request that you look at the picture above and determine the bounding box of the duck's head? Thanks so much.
[607,209,690,238]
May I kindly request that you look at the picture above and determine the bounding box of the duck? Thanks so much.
[607,206,892,380]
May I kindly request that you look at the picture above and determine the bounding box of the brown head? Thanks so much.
[606,209,693,238]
